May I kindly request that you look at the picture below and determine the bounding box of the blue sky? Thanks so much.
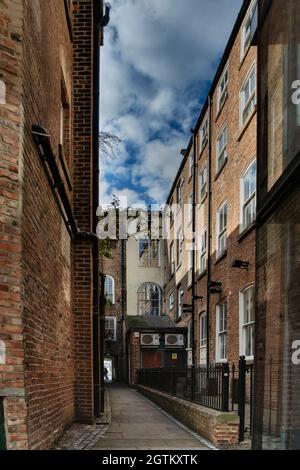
[100,0,243,208]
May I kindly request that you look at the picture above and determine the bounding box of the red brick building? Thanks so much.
[164,0,257,369]
[0,0,108,450]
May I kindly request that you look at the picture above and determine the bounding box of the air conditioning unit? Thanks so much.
[165,334,185,348]
[140,333,160,347]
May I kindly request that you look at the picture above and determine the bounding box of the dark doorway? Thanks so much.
[142,350,162,368]
[0,399,6,450]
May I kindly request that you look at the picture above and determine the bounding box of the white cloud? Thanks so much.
[100,0,243,205]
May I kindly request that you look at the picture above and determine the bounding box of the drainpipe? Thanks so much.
[190,128,197,401]
[206,95,213,367]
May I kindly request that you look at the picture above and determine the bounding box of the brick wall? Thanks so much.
[0,0,97,449]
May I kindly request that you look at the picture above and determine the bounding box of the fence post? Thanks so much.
[238,356,246,442]
[222,363,229,412]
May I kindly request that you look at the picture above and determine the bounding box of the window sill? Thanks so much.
[197,270,207,281]
[215,158,228,181]
[200,193,207,205]
[176,263,182,272]
[237,221,256,243]
[216,358,228,364]
[215,250,227,265]
[169,273,175,281]
[215,93,228,122]
[237,106,256,142]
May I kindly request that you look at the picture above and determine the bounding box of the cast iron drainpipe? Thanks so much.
[206,94,212,368]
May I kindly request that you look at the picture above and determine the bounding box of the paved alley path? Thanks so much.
[93,384,212,450]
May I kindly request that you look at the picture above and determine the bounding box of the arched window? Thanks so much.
[137,283,162,316]
[104,275,115,304]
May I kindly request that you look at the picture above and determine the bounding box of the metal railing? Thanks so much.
[136,363,230,412]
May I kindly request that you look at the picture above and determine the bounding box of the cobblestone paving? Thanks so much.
[55,423,108,450]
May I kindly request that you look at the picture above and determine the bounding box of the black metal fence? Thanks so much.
[136,356,254,441]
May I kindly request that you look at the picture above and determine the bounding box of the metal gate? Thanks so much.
[0,399,6,450]
[231,356,254,442]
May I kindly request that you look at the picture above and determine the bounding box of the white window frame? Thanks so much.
[188,193,193,225]
[217,63,229,112]
[240,63,256,128]
[239,286,255,360]
[199,229,207,274]
[138,239,161,268]
[199,164,207,202]
[169,291,175,311]
[104,275,115,305]
[200,116,209,152]
[200,312,207,349]
[176,228,184,267]
[189,151,194,178]
[216,124,228,172]
[177,287,184,319]
[241,0,257,61]
[176,178,183,206]
[188,249,193,287]
[240,159,256,232]
[170,242,175,276]
[216,202,228,257]
[216,302,228,363]
[105,316,117,341]
[187,319,193,350]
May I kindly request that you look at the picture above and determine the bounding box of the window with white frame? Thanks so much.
[176,228,184,267]
[189,151,194,178]
[177,286,184,319]
[188,249,193,287]
[199,229,207,273]
[240,65,256,126]
[169,291,175,310]
[216,202,227,257]
[240,286,255,358]
[176,178,183,205]
[138,239,160,267]
[216,125,228,172]
[188,194,193,224]
[200,313,207,348]
[241,159,256,230]
[104,275,115,304]
[170,242,175,276]
[199,165,207,202]
[217,64,229,111]
[200,117,208,152]
[241,0,257,59]
[105,316,117,341]
[216,302,227,362]
[137,282,162,316]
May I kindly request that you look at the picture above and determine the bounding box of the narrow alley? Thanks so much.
[93,385,213,450]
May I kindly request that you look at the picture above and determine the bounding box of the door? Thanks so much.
[0,399,6,450]
[142,350,162,368]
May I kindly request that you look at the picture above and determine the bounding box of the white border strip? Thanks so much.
[134,389,219,451]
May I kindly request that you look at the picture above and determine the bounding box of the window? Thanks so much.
[240,65,256,127]
[137,283,162,316]
[177,287,184,319]
[200,313,207,348]
[240,286,255,358]
[188,249,193,287]
[217,64,229,111]
[0,80,6,105]
[105,316,117,341]
[200,118,209,152]
[241,0,257,59]
[60,79,71,167]
[169,199,174,226]
[216,202,227,257]
[199,230,207,273]
[176,228,184,267]
[188,194,193,225]
[189,151,194,178]
[170,242,175,276]
[216,125,228,172]
[199,165,207,202]
[104,275,115,304]
[176,178,183,205]
[216,302,228,362]
[169,292,175,310]
[241,160,256,231]
[138,240,160,267]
